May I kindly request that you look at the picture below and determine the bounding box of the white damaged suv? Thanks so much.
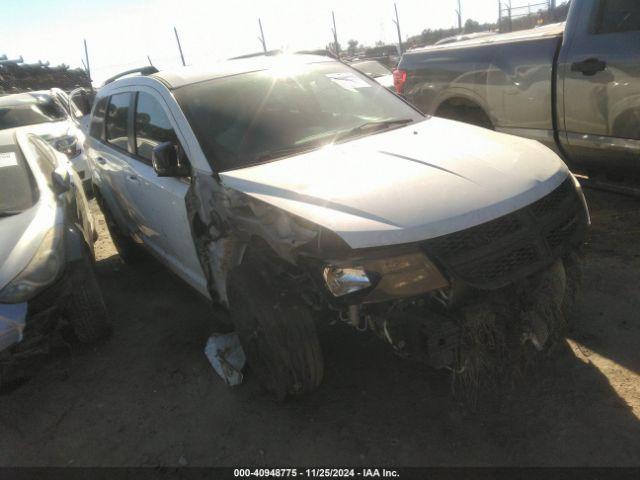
[86,55,589,398]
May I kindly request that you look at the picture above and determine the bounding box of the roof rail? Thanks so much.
[102,66,159,86]
[228,50,283,60]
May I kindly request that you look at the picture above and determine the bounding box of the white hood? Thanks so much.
[220,118,569,249]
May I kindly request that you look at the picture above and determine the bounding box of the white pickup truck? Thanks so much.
[85,55,589,399]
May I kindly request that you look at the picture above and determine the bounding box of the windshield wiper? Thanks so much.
[248,119,414,165]
[334,118,414,142]
[254,143,325,163]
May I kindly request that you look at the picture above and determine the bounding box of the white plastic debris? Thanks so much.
[204,333,246,386]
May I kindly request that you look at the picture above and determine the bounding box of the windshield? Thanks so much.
[175,61,423,171]
[350,61,392,78]
[0,145,39,216]
[0,95,67,131]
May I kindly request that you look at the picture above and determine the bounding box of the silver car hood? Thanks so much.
[220,118,569,249]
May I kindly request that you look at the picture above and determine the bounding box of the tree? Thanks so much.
[347,39,359,56]
[463,19,482,34]
[326,41,341,56]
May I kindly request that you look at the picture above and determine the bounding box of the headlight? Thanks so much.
[0,227,65,303]
[323,252,449,302]
[323,266,372,297]
[52,135,81,159]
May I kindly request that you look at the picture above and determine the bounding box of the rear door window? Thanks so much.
[105,93,132,151]
[89,96,108,139]
[134,92,178,162]
[597,0,640,33]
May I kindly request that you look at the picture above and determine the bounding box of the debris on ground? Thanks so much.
[204,332,246,386]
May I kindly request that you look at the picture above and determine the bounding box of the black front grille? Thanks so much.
[528,179,574,217]
[546,215,579,250]
[427,212,521,258]
[423,178,586,289]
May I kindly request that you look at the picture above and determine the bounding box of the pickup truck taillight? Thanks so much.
[393,69,407,94]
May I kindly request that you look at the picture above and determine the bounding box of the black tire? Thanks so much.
[66,258,112,344]
[226,262,324,400]
[97,195,146,265]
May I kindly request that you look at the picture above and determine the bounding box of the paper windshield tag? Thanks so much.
[326,73,372,92]
[0,152,18,168]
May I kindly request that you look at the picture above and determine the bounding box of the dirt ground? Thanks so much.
[0,188,639,467]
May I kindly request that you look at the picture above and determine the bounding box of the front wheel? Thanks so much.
[226,262,324,400]
[65,258,112,344]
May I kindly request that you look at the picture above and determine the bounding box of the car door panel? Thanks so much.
[85,92,138,235]
[123,88,208,296]
[559,0,640,172]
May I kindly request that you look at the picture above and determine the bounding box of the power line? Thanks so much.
[258,18,267,53]
[392,3,403,54]
[331,11,340,56]
[174,26,186,66]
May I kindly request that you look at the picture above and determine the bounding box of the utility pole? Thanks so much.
[174,26,186,66]
[456,0,463,32]
[83,39,91,82]
[498,0,503,32]
[258,18,267,54]
[393,3,403,54]
[331,11,340,56]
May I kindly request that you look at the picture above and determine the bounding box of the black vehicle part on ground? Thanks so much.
[226,261,324,400]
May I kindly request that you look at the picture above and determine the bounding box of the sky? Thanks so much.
[1,0,538,84]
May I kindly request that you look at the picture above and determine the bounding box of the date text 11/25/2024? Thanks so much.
[234,469,400,478]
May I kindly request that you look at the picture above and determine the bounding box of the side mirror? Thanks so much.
[151,142,190,177]
[52,167,71,194]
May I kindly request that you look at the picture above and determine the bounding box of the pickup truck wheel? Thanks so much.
[65,257,112,344]
[226,263,324,400]
[437,103,494,130]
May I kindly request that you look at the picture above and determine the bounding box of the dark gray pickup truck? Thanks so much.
[395,0,640,175]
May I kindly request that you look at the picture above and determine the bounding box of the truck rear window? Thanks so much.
[597,0,640,34]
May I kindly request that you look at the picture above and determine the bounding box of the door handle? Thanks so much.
[126,174,139,183]
[571,58,606,76]
[96,157,106,165]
